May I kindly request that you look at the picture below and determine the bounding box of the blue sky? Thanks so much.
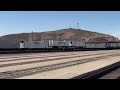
[0,11,120,39]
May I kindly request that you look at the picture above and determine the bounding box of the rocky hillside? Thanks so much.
[0,28,119,42]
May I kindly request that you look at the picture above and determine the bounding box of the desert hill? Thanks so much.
[0,28,119,42]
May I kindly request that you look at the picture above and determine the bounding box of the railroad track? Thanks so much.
[0,49,106,54]
[0,52,119,67]
[0,53,78,59]
[0,50,118,61]
[0,50,105,57]
[0,49,118,57]
[0,51,100,59]
[0,52,120,79]
[71,61,120,79]
[0,51,91,58]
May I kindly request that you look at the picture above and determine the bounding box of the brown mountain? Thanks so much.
[0,28,119,42]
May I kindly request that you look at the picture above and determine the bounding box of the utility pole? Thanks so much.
[18,34,20,41]
[77,23,79,29]
[32,30,33,41]
[70,24,71,28]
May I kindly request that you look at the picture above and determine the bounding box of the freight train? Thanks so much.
[0,40,120,52]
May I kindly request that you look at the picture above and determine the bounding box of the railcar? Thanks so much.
[0,40,20,50]
[48,40,69,49]
[69,40,85,48]
[105,42,120,49]
[85,42,106,49]
[1,40,120,52]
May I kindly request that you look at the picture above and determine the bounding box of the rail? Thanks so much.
[71,61,120,79]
